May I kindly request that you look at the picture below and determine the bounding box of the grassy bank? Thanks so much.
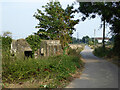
[93,46,120,67]
[2,48,84,88]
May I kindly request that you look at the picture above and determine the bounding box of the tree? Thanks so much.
[2,31,12,38]
[91,38,98,45]
[77,2,120,56]
[81,36,90,44]
[71,37,82,44]
[2,31,12,51]
[71,37,77,44]
[2,34,12,61]
[77,2,114,49]
[2,37,12,51]
[26,35,41,53]
[33,1,79,52]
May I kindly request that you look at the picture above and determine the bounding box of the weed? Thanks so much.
[2,48,84,88]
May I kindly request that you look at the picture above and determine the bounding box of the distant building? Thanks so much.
[93,37,110,43]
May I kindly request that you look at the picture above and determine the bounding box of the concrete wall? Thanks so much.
[11,39,32,58]
[40,40,62,56]
[11,39,62,58]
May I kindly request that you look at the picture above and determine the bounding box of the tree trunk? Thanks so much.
[102,19,105,50]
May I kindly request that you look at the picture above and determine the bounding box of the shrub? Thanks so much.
[26,35,41,53]
[2,36,12,64]
[2,36,12,51]
[2,53,84,88]
[68,48,77,56]
[113,34,120,58]
[68,47,83,56]
[94,47,106,57]
[93,46,112,58]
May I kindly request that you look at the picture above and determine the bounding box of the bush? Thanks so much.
[2,36,12,64]
[68,47,83,56]
[113,34,120,58]
[68,48,77,56]
[2,36,12,51]
[93,46,118,59]
[2,52,84,88]
[93,46,120,67]
[26,35,41,53]
[93,46,110,57]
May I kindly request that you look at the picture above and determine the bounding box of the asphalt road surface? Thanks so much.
[66,45,119,88]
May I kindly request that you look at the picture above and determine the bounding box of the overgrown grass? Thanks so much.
[2,48,84,88]
[93,46,111,57]
[93,46,120,66]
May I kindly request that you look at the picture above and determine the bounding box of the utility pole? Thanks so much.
[94,29,96,47]
[77,32,79,48]
[77,32,79,44]
[103,19,105,50]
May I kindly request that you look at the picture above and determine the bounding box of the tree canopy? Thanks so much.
[33,1,79,49]
[77,2,120,56]
[26,35,41,52]
[2,31,12,38]
[2,31,12,52]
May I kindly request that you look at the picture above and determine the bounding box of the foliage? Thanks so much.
[90,38,98,45]
[93,46,120,66]
[77,2,108,48]
[68,47,83,56]
[81,36,90,44]
[2,34,12,67]
[2,31,12,38]
[33,1,79,50]
[113,34,120,58]
[71,36,98,45]
[77,2,120,54]
[71,37,82,44]
[93,46,110,57]
[26,35,41,52]
[77,2,109,48]
[0,36,2,49]
[77,2,113,22]
[2,36,12,51]
[2,51,84,88]
[81,36,98,45]
[2,31,12,54]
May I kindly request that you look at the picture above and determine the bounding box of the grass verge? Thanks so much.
[93,46,120,67]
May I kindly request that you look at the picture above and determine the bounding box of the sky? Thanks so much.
[0,0,111,39]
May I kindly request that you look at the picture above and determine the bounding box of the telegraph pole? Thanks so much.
[94,29,96,47]
[77,32,79,44]
[77,32,79,48]
[103,19,105,49]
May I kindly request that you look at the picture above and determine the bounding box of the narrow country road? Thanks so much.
[66,45,119,88]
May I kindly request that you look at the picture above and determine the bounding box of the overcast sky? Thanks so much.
[0,0,111,39]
